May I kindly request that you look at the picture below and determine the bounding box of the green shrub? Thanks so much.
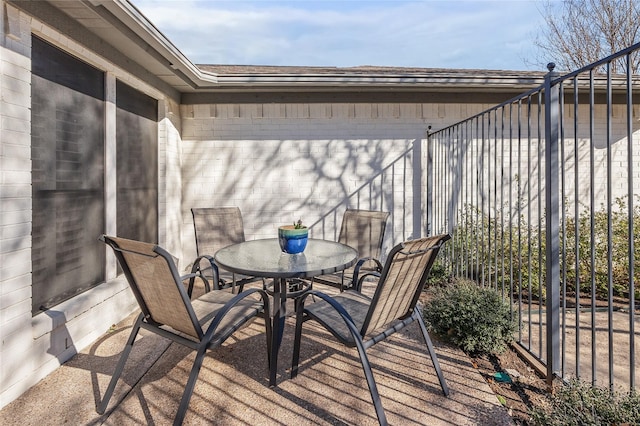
[449,197,640,302]
[425,261,450,286]
[448,203,546,299]
[562,197,640,300]
[422,281,517,355]
[530,378,640,425]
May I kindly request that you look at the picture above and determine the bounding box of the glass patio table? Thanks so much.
[214,238,357,386]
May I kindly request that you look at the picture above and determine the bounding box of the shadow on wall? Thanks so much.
[44,309,77,365]
[182,137,426,260]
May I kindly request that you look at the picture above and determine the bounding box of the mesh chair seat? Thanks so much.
[303,290,370,344]
[190,290,265,347]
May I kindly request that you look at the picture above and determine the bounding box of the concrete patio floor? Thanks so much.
[0,292,514,425]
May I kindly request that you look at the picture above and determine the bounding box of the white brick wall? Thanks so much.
[180,99,639,266]
[0,4,182,409]
[1,2,35,407]
[179,102,485,261]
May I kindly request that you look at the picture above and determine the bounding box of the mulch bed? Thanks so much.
[469,346,554,425]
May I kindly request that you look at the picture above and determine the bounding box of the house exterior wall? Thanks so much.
[179,101,490,261]
[0,2,183,409]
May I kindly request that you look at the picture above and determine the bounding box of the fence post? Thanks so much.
[426,126,433,237]
[544,63,561,389]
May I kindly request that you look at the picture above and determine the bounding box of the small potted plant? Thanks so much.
[278,219,308,254]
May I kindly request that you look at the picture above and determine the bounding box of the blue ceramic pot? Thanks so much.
[278,225,308,254]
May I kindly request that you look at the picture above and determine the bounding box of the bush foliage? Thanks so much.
[422,281,517,355]
[449,197,640,301]
[530,378,640,425]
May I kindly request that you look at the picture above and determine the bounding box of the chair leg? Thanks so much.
[97,313,143,414]
[352,335,388,426]
[290,307,305,378]
[415,311,449,396]
[264,315,273,372]
[174,343,208,425]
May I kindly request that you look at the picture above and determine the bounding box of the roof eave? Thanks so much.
[192,74,545,93]
[88,0,218,84]
[53,1,547,94]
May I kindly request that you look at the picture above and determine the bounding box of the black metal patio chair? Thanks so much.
[291,234,451,425]
[98,235,271,425]
[189,207,262,295]
[312,209,389,292]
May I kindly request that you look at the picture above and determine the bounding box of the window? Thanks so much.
[31,36,105,314]
[116,80,158,243]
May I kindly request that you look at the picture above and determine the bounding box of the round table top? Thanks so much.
[214,238,358,279]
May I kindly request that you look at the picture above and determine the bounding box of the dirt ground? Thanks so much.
[417,291,553,425]
[469,346,552,425]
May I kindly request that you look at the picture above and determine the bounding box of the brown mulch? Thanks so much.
[418,291,553,425]
[469,346,553,425]
[467,292,637,424]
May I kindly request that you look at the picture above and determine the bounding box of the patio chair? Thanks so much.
[291,234,451,425]
[97,235,271,425]
[189,207,260,295]
[313,209,389,291]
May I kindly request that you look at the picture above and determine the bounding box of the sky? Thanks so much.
[130,0,552,72]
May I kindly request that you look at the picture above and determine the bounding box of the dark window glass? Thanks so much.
[116,80,158,243]
[31,36,105,315]
[32,36,104,100]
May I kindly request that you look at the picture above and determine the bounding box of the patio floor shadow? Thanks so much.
[0,293,514,425]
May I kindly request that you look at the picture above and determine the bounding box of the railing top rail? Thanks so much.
[427,84,544,136]
[428,40,640,138]
[552,40,640,83]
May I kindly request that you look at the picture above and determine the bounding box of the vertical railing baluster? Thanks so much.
[528,95,533,351]
[518,99,523,343]
[573,75,581,381]
[559,80,567,379]
[481,116,487,288]
[467,120,472,280]
[605,61,614,390]
[538,92,544,360]
[426,127,433,238]
[589,68,597,386]
[495,109,500,293]
[474,117,480,284]
[545,63,561,387]
[500,106,506,298]
[626,53,636,391]
[509,103,514,311]
[488,111,494,289]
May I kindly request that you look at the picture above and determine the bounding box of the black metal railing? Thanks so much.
[427,43,639,391]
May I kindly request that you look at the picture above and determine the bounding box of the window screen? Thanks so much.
[116,80,158,243]
[31,36,105,314]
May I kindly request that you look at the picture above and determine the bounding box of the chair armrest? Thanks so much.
[180,272,211,299]
[354,271,381,292]
[350,257,384,290]
[188,255,221,295]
